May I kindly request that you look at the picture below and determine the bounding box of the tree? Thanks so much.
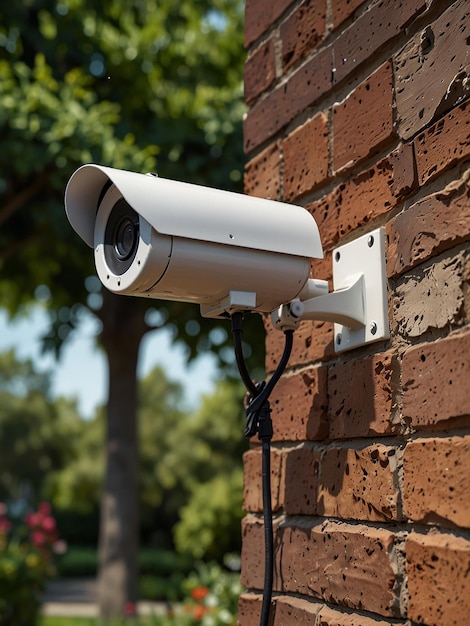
[0,1,259,618]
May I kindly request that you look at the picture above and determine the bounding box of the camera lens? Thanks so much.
[104,199,140,275]
[115,216,138,260]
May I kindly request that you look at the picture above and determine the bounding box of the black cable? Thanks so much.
[230,314,294,626]
[231,312,258,396]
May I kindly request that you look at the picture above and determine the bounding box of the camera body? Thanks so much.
[65,165,323,318]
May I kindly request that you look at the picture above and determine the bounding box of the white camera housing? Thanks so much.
[64,164,323,318]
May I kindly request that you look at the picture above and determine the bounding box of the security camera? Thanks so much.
[64,164,323,319]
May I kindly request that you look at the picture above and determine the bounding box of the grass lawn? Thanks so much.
[39,617,97,626]
[38,616,160,626]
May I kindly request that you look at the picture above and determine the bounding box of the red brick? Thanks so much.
[282,112,329,201]
[333,62,395,172]
[245,0,295,47]
[243,445,319,514]
[241,515,279,591]
[406,532,470,625]
[395,0,470,140]
[243,447,284,513]
[317,605,402,626]
[274,595,322,623]
[269,367,328,441]
[331,0,364,29]
[328,351,396,439]
[403,436,470,528]
[242,517,400,617]
[244,47,332,153]
[414,99,470,186]
[280,0,326,71]
[244,142,282,200]
[318,444,400,522]
[244,38,277,105]
[333,0,426,85]
[386,170,470,277]
[283,445,320,514]
[393,249,467,339]
[402,332,470,430]
[308,145,414,249]
[266,317,335,372]
[264,259,336,371]
[238,593,265,626]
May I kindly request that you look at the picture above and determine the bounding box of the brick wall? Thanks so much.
[241,1,470,625]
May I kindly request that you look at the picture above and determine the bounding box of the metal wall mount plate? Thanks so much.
[333,227,389,353]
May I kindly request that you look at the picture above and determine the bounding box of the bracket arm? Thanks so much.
[300,273,365,329]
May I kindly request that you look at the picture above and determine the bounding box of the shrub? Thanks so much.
[0,502,63,626]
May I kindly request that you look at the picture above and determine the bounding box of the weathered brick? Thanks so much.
[279,521,400,616]
[317,605,402,626]
[403,436,470,528]
[245,0,295,47]
[269,367,328,441]
[414,99,470,186]
[238,593,265,626]
[274,595,322,623]
[386,169,470,277]
[243,444,319,514]
[328,351,395,439]
[265,318,335,371]
[393,249,467,339]
[244,47,332,153]
[242,517,400,617]
[406,532,470,625]
[402,331,470,430]
[395,0,470,140]
[333,0,426,85]
[318,443,400,522]
[243,447,284,513]
[244,142,282,200]
[331,0,364,30]
[280,0,326,71]
[264,260,336,371]
[241,515,279,591]
[283,445,320,514]
[283,112,329,201]
[333,62,395,172]
[308,145,414,248]
[244,38,277,105]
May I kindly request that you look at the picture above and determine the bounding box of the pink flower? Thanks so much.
[26,512,41,528]
[125,602,137,616]
[42,516,57,533]
[0,516,11,534]
[31,530,46,547]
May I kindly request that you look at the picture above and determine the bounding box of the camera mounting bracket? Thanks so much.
[272,227,389,352]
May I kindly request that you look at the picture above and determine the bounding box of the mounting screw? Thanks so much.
[370,321,378,335]
[335,251,341,262]
[336,333,342,345]
[367,235,375,247]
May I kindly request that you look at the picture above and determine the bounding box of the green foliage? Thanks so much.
[175,470,244,561]
[0,0,264,377]
[0,350,83,502]
[169,380,248,560]
[163,560,242,626]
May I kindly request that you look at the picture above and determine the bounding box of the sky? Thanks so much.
[0,306,218,418]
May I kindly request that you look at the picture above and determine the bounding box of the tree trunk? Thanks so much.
[97,290,148,621]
